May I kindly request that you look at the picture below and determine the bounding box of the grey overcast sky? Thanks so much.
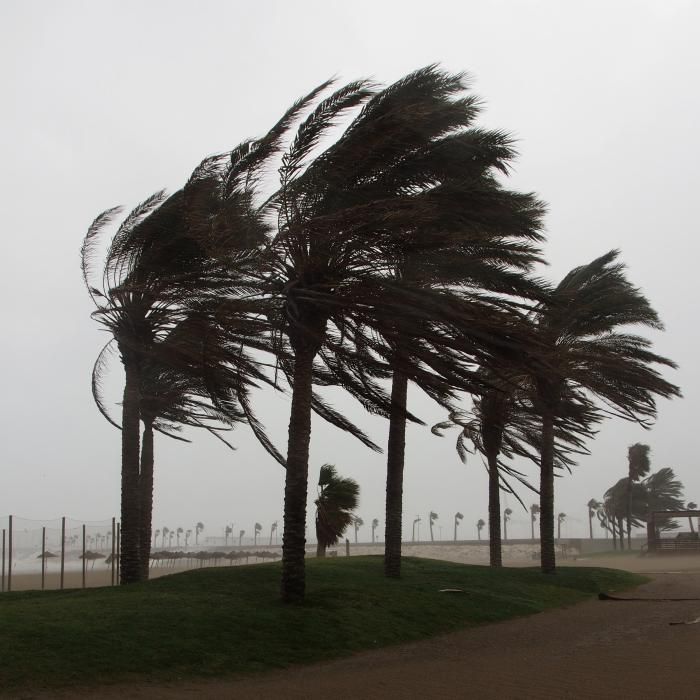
[1,0,697,542]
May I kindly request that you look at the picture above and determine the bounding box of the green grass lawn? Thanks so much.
[0,556,645,691]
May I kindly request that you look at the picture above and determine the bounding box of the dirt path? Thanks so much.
[23,571,700,700]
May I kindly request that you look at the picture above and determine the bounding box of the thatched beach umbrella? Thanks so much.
[80,551,105,569]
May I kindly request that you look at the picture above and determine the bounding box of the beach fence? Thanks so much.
[0,515,119,593]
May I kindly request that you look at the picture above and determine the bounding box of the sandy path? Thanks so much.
[20,569,700,700]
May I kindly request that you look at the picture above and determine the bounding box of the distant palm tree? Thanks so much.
[195,522,204,545]
[185,529,191,547]
[371,518,379,544]
[353,517,364,544]
[254,523,262,547]
[224,526,233,546]
[688,503,698,534]
[454,512,463,541]
[429,511,438,542]
[557,513,566,540]
[161,527,169,548]
[530,504,540,540]
[315,464,360,557]
[476,518,486,540]
[168,531,174,547]
[587,499,602,539]
[176,527,183,547]
[238,529,245,547]
[270,521,278,546]
[627,444,651,547]
[503,508,513,540]
[412,516,421,543]
[153,529,160,549]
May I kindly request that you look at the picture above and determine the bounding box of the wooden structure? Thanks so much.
[647,510,700,553]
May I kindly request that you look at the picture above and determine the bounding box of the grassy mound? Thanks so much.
[0,556,645,690]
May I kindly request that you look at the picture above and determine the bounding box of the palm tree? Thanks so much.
[353,517,364,544]
[627,444,651,547]
[185,529,192,547]
[476,518,486,540]
[238,529,245,547]
[315,464,359,557]
[161,527,169,549]
[687,503,698,534]
[371,518,379,543]
[587,499,602,539]
[168,531,174,548]
[195,522,204,545]
[270,521,278,546]
[412,516,421,543]
[531,251,680,573]
[503,508,513,541]
[153,529,160,549]
[530,504,540,541]
[557,513,566,540]
[454,512,463,541]
[642,467,685,536]
[224,526,232,546]
[254,523,262,547]
[429,512,438,542]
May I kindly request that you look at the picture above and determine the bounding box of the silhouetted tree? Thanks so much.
[429,511,438,542]
[627,444,651,547]
[476,518,486,540]
[587,499,602,539]
[454,512,463,541]
[315,464,359,557]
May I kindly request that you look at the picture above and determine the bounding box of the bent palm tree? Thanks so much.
[353,517,364,544]
[454,512,463,541]
[503,508,513,540]
[371,518,379,543]
[688,503,698,534]
[412,516,421,542]
[195,522,204,545]
[476,518,486,540]
[557,513,566,540]
[429,511,438,542]
[587,499,602,539]
[531,251,680,573]
[270,521,278,546]
[530,503,541,540]
[627,444,651,547]
[254,523,262,547]
[315,464,359,557]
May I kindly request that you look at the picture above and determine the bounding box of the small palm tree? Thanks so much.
[168,531,174,547]
[557,513,566,540]
[429,511,438,542]
[530,504,540,540]
[353,517,364,544]
[176,527,183,547]
[224,526,233,546]
[627,444,651,547]
[270,521,278,546]
[688,503,698,534]
[454,512,463,541]
[254,523,262,547]
[371,518,379,543]
[195,522,204,545]
[412,516,421,543]
[476,518,486,540]
[185,529,191,547]
[587,499,602,539]
[503,508,513,541]
[161,527,169,548]
[153,529,160,549]
[238,529,245,547]
[315,464,360,557]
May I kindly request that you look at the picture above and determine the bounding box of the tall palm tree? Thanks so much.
[238,530,245,547]
[627,444,651,547]
[476,518,486,540]
[412,516,421,542]
[530,503,540,540]
[454,512,463,541]
[254,523,262,547]
[429,511,438,542]
[315,464,359,557]
[531,251,680,573]
[587,499,602,539]
[224,526,232,546]
[270,521,278,546]
[176,527,183,547]
[185,529,192,547]
[503,508,513,540]
[557,513,566,540]
[195,522,204,545]
[371,518,379,543]
[153,529,160,549]
[642,467,685,536]
[353,517,364,544]
[161,527,169,549]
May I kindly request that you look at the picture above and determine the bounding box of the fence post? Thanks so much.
[116,523,120,583]
[60,517,66,590]
[1,528,5,593]
[8,515,12,592]
[111,517,116,586]
[41,527,46,590]
[82,524,86,589]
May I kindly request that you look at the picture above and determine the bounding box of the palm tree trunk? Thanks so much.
[384,369,408,578]
[539,409,556,574]
[626,476,632,549]
[281,346,315,602]
[120,356,141,584]
[316,541,326,557]
[531,516,535,540]
[139,419,154,580]
[487,451,502,568]
[618,517,626,550]
[611,517,618,550]
[588,511,593,539]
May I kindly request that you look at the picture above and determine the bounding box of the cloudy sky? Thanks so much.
[1,0,697,544]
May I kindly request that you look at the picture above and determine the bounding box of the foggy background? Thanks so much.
[1,0,697,543]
